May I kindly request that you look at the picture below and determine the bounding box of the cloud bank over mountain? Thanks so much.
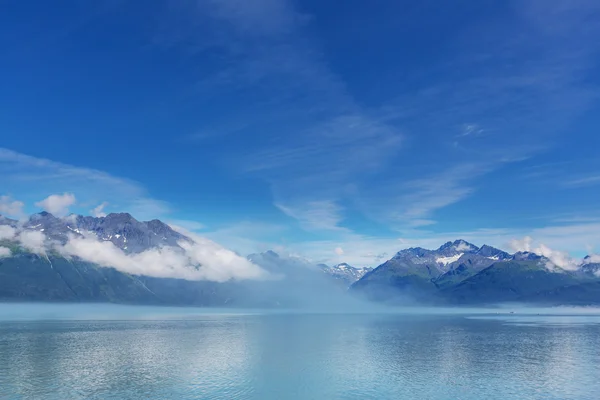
[58,234,266,282]
[0,211,268,283]
[510,236,579,271]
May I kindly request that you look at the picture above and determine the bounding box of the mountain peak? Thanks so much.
[29,211,57,220]
[477,244,511,259]
[583,255,600,265]
[104,212,136,222]
[394,247,430,258]
[262,250,280,258]
[321,262,372,285]
[145,219,174,232]
[512,251,543,261]
[438,239,478,252]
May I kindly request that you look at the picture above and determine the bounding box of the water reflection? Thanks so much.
[0,318,254,399]
[0,310,599,399]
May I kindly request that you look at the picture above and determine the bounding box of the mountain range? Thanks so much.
[351,239,600,305]
[1,213,599,306]
[0,212,368,307]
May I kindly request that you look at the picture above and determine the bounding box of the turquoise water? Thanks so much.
[1,305,599,399]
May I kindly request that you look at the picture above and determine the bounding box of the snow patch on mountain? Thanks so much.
[436,253,463,265]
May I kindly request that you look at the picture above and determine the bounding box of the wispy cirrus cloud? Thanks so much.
[0,148,170,220]
[157,0,403,232]
[167,219,205,232]
[168,0,598,234]
[457,123,485,138]
[518,162,600,192]
[564,175,600,188]
[356,163,490,228]
[150,0,600,264]
[275,200,349,232]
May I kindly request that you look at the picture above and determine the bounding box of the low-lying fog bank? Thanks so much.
[3,303,600,322]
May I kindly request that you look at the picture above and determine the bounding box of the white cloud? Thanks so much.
[59,233,266,282]
[586,255,600,264]
[0,195,24,218]
[0,225,17,240]
[509,236,533,252]
[18,216,266,283]
[0,218,269,282]
[17,230,47,254]
[455,242,472,252]
[91,202,108,217]
[510,236,579,270]
[535,243,579,271]
[0,247,11,258]
[334,247,344,256]
[276,200,349,232]
[179,238,267,281]
[35,193,76,216]
[62,213,79,225]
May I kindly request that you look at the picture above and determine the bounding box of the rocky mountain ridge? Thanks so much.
[2,214,600,306]
[351,239,600,305]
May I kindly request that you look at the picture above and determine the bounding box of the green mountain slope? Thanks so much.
[440,261,580,304]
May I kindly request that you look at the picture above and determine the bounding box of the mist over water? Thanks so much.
[1,304,600,400]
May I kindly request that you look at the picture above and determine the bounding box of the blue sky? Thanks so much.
[1,0,600,266]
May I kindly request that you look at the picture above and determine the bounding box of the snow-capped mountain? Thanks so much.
[9,211,189,253]
[318,263,372,286]
[73,213,190,253]
[581,256,600,277]
[387,240,513,279]
[351,239,600,304]
[436,239,479,256]
[476,244,511,260]
[22,211,74,242]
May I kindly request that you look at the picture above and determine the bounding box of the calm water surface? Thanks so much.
[0,305,599,399]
